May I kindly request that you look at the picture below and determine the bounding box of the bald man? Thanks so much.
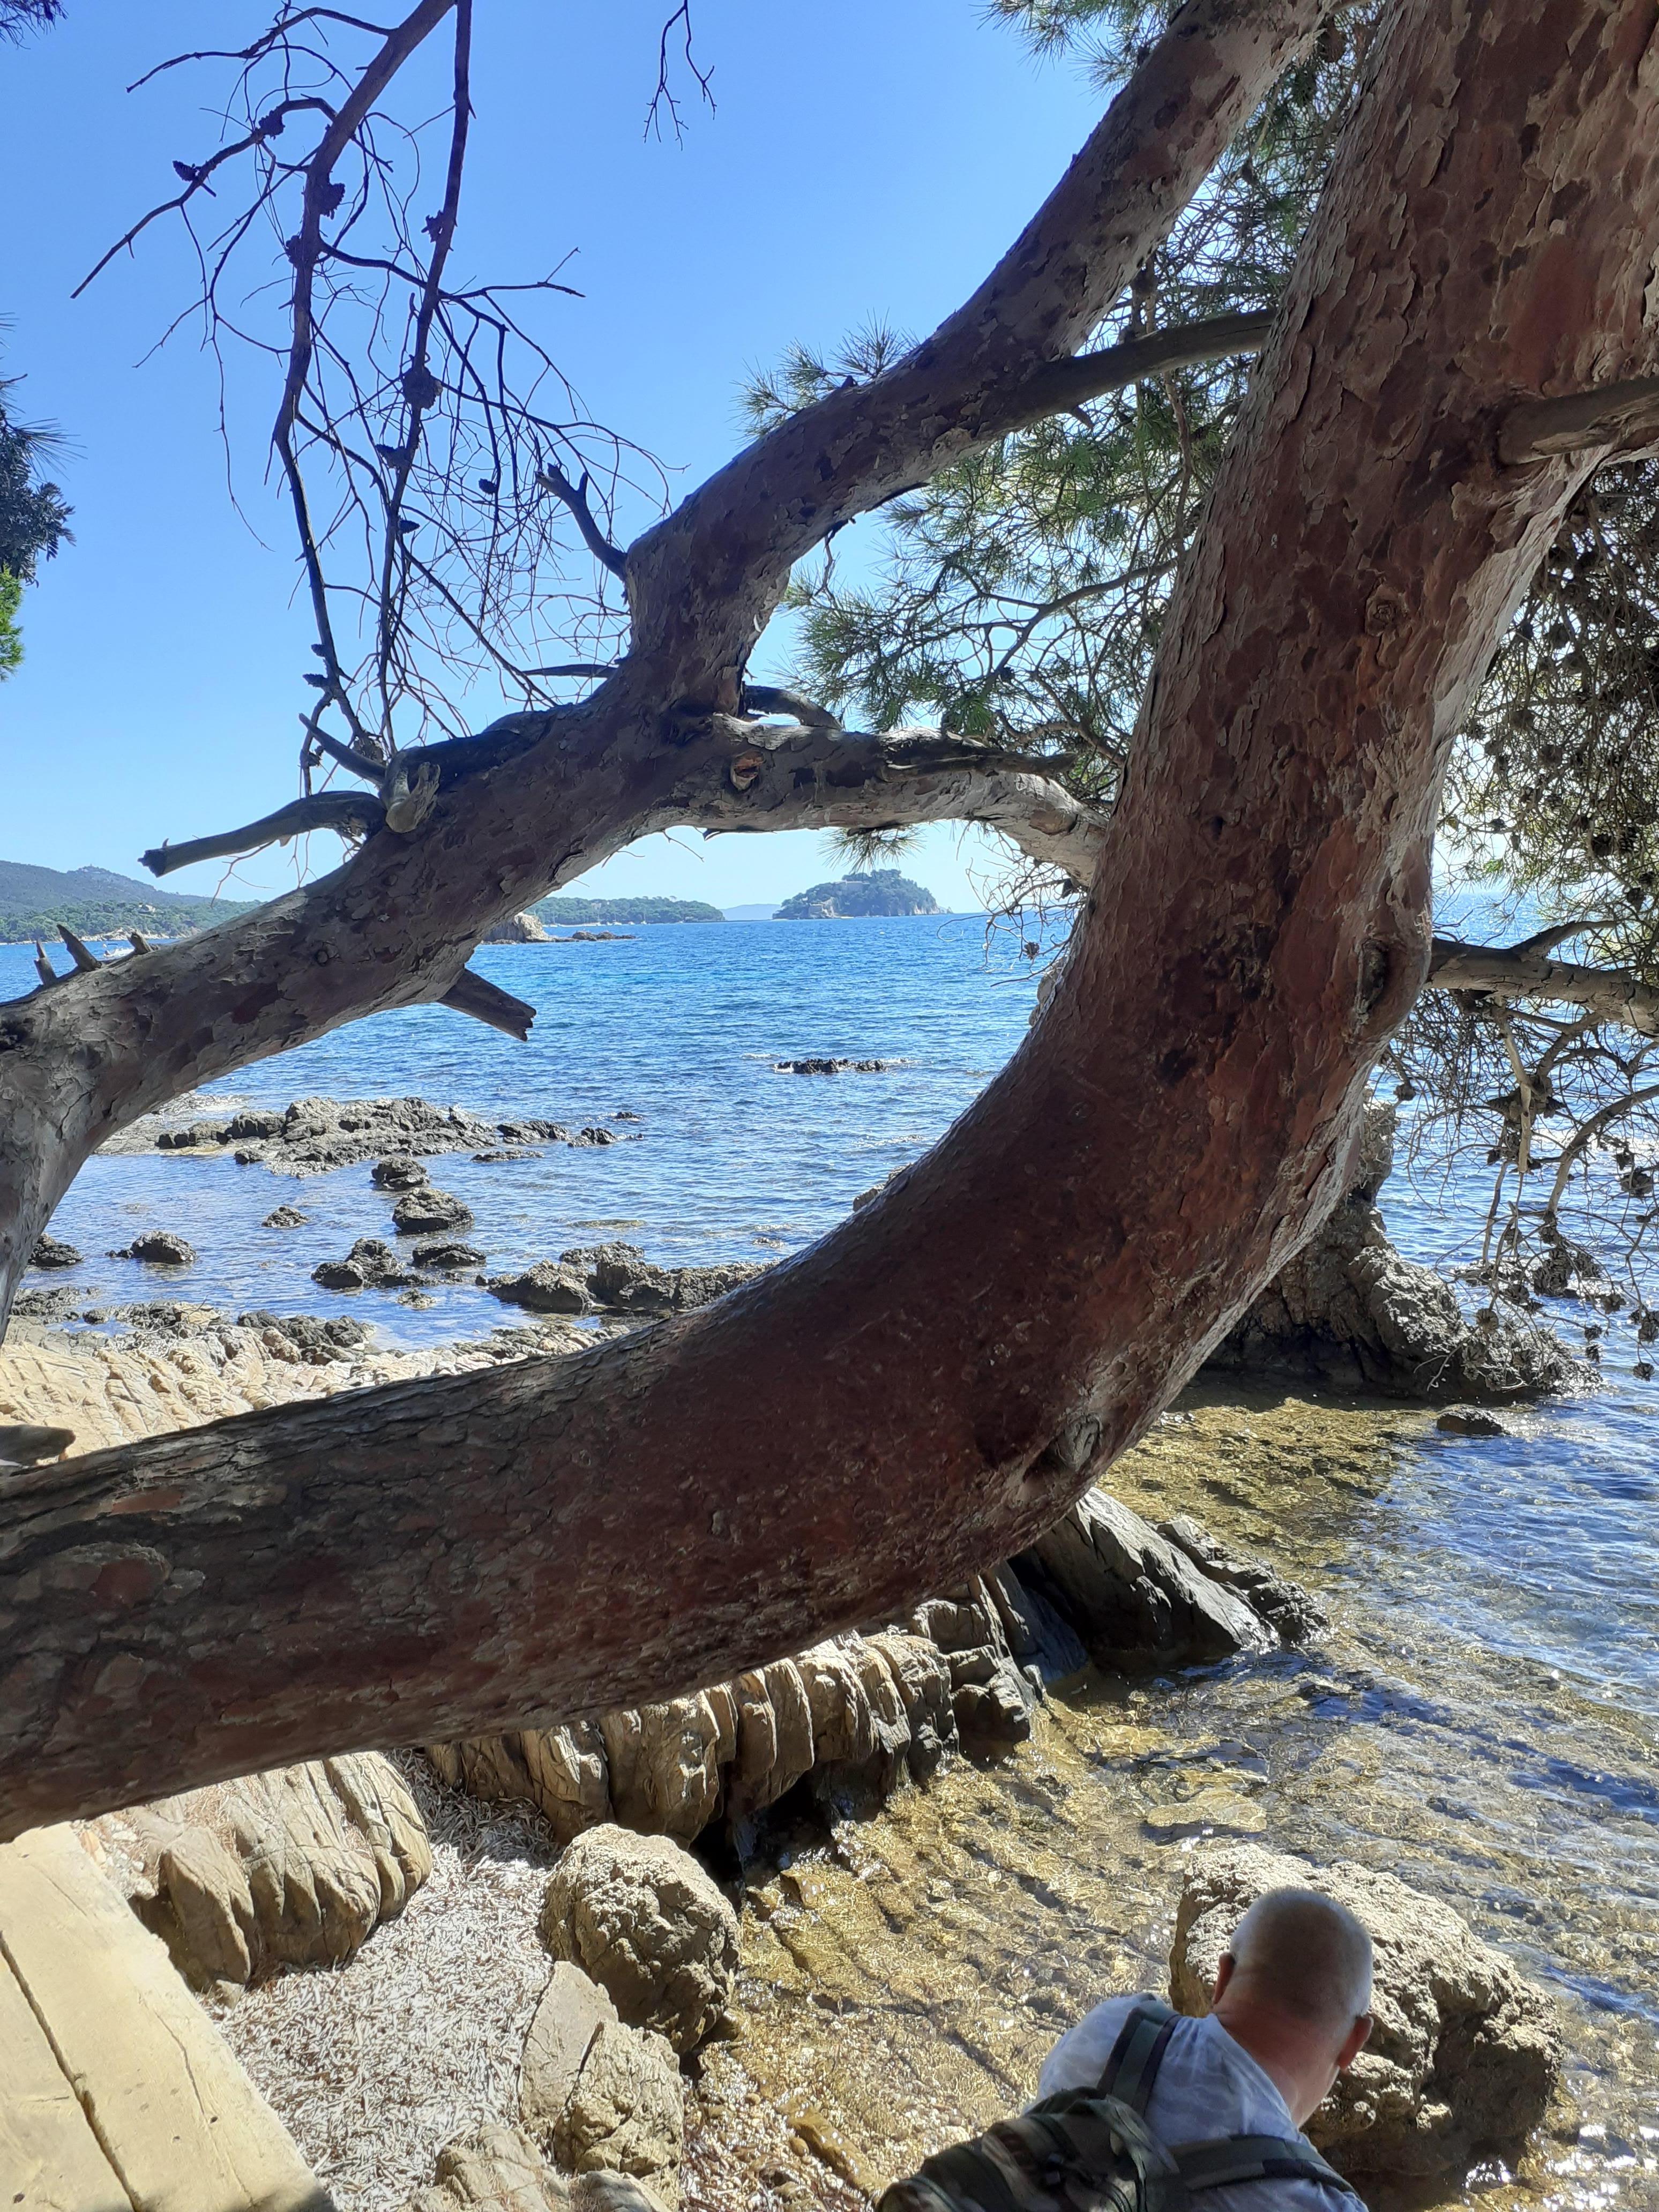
[1036,1887,1374,2207]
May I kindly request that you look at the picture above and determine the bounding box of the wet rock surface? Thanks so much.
[1013,1492,1278,1668]
[104,1095,638,1176]
[1172,1842,1563,2188]
[540,1827,738,2056]
[83,1751,432,1989]
[109,1227,197,1264]
[314,1237,420,1291]
[774,1058,889,1075]
[29,1234,82,1267]
[393,1186,476,1235]
[262,1204,307,1228]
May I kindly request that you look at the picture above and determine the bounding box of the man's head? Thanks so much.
[1209,1886,1374,2126]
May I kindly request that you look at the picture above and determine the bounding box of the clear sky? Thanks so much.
[1,4,1102,911]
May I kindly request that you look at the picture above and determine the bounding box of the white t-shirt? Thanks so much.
[1037,2000,1355,2211]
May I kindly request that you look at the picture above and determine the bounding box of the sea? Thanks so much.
[3,915,1657,2197]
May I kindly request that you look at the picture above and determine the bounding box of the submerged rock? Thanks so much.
[83,1751,432,1988]
[541,1826,738,2055]
[29,1234,82,1268]
[260,1204,307,1229]
[1435,1405,1509,1437]
[109,1228,197,1265]
[774,1057,888,1074]
[1170,1842,1561,2188]
[1210,1102,1573,1401]
[520,1962,683,2202]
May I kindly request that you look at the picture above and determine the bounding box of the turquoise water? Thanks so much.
[4,918,1658,2192]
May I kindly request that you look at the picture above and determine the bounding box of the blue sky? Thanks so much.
[0,3,1102,911]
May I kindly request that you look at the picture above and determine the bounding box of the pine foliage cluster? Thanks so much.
[763,0,1659,1316]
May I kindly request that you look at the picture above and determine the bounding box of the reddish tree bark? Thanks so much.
[0,0,1319,1332]
[4,0,1659,1835]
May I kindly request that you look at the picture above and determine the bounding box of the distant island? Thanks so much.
[0,860,256,946]
[528,895,724,926]
[776,869,941,920]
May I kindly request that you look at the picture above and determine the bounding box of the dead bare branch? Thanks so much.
[1500,372,1659,465]
[139,793,386,878]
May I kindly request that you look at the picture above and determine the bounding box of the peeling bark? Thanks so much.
[4,0,1655,1834]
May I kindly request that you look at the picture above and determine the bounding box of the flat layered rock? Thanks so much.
[0,1823,333,2211]
[103,1095,591,1176]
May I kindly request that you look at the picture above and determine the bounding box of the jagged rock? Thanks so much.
[83,1751,431,1987]
[1171,1843,1561,2187]
[571,1126,621,1147]
[1156,1514,1329,1642]
[392,1186,475,1234]
[110,1229,197,1265]
[475,1148,541,1163]
[483,910,551,943]
[29,1234,82,1268]
[908,1578,1038,1746]
[560,1243,766,1316]
[414,1239,488,1271]
[541,1826,738,2054]
[373,1155,431,1190]
[490,1262,592,1316]
[11,1282,87,1323]
[236,1311,370,1363]
[1016,1491,1275,1668]
[1210,1101,1572,1401]
[982,1560,1091,1684]
[404,2123,569,2210]
[312,1237,415,1291]
[520,1962,683,2201]
[261,1204,307,1228]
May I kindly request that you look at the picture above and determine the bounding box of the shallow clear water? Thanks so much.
[6,920,1659,2199]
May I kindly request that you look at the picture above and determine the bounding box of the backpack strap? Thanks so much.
[1095,1998,1179,2116]
[1172,2132,1362,2197]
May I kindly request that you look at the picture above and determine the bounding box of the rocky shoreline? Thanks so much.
[0,1093,1613,2212]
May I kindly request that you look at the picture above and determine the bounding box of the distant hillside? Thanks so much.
[0,860,257,945]
[775,869,940,920]
[529,895,723,926]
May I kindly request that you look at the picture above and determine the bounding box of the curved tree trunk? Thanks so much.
[5,0,1659,1835]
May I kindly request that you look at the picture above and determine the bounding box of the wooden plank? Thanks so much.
[0,1946,132,2211]
[0,1827,332,2212]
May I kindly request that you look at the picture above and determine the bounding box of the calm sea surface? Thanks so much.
[3,918,1656,2194]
